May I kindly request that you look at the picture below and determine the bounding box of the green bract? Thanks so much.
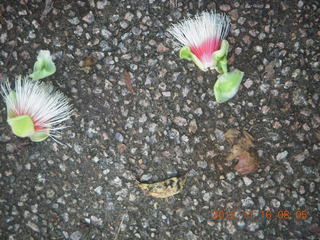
[8,115,35,138]
[179,46,206,71]
[29,50,56,80]
[214,69,244,103]
[6,90,50,142]
[212,40,229,74]
[29,130,50,142]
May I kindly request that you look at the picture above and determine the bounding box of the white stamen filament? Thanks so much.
[168,11,230,48]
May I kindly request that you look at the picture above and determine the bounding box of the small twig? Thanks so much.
[113,214,125,240]
[123,70,136,95]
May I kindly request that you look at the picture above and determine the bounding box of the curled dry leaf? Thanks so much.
[234,151,259,175]
[224,129,240,145]
[138,175,187,198]
[225,129,259,175]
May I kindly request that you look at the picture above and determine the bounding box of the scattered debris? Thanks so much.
[138,175,187,198]
[225,129,259,175]
[123,70,136,95]
[80,56,97,73]
[263,60,276,80]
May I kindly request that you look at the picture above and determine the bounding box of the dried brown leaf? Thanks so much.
[224,129,240,145]
[138,175,187,198]
[225,129,259,174]
[123,70,136,95]
[234,151,259,175]
[83,56,97,68]
[238,131,254,150]
[226,145,242,161]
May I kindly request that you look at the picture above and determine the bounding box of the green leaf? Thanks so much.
[29,50,56,80]
[214,69,244,103]
[179,46,206,71]
[29,130,50,142]
[179,46,193,60]
[212,40,229,74]
[7,115,35,138]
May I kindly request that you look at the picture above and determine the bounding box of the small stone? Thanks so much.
[26,221,40,232]
[248,222,259,232]
[124,12,134,21]
[242,196,254,208]
[242,35,251,45]
[226,172,235,181]
[214,129,225,142]
[276,151,288,161]
[294,151,308,162]
[97,0,108,9]
[197,161,207,169]
[258,196,265,209]
[173,117,187,126]
[188,119,197,133]
[94,186,103,195]
[243,176,253,186]
[219,4,231,11]
[120,21,129,29]
[254,46,263,53]
[132,27,141,35]
[298,0,304,8]
[99,40,111,51]
[271,199,280,208]
[115,132,124,142]
[203,192,212,202]
[70,231,82,240]
[68,17,80,25]
[162,91,171,97]
[141,174,152,181]
[157,43,169,52]
[244,79,253,88]
[82,11,95,23]
[238,17,246,25]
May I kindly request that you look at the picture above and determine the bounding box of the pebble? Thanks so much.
[276,151,288,161]
[70,231,82,240]
[244,79,253,88]
[214,129,225,142]
[115,132,124,142]
[243,176,253,186]
[26,221,40,232]
[271,199,281,208]
[219,4,231,11]
[294,151,308,162]
[68,17,80,25]
[174,117,187,126]
[241,196,254,208]
[82,11,95,23]
[197,161,207,169]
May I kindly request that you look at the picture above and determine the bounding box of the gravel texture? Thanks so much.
[0,0,319,239]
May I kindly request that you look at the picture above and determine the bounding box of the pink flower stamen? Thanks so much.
[190,37,221,67]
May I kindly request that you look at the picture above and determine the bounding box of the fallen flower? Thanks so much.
[29,50,56,80]
[168,11,230,72]
[1,76,72,142]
